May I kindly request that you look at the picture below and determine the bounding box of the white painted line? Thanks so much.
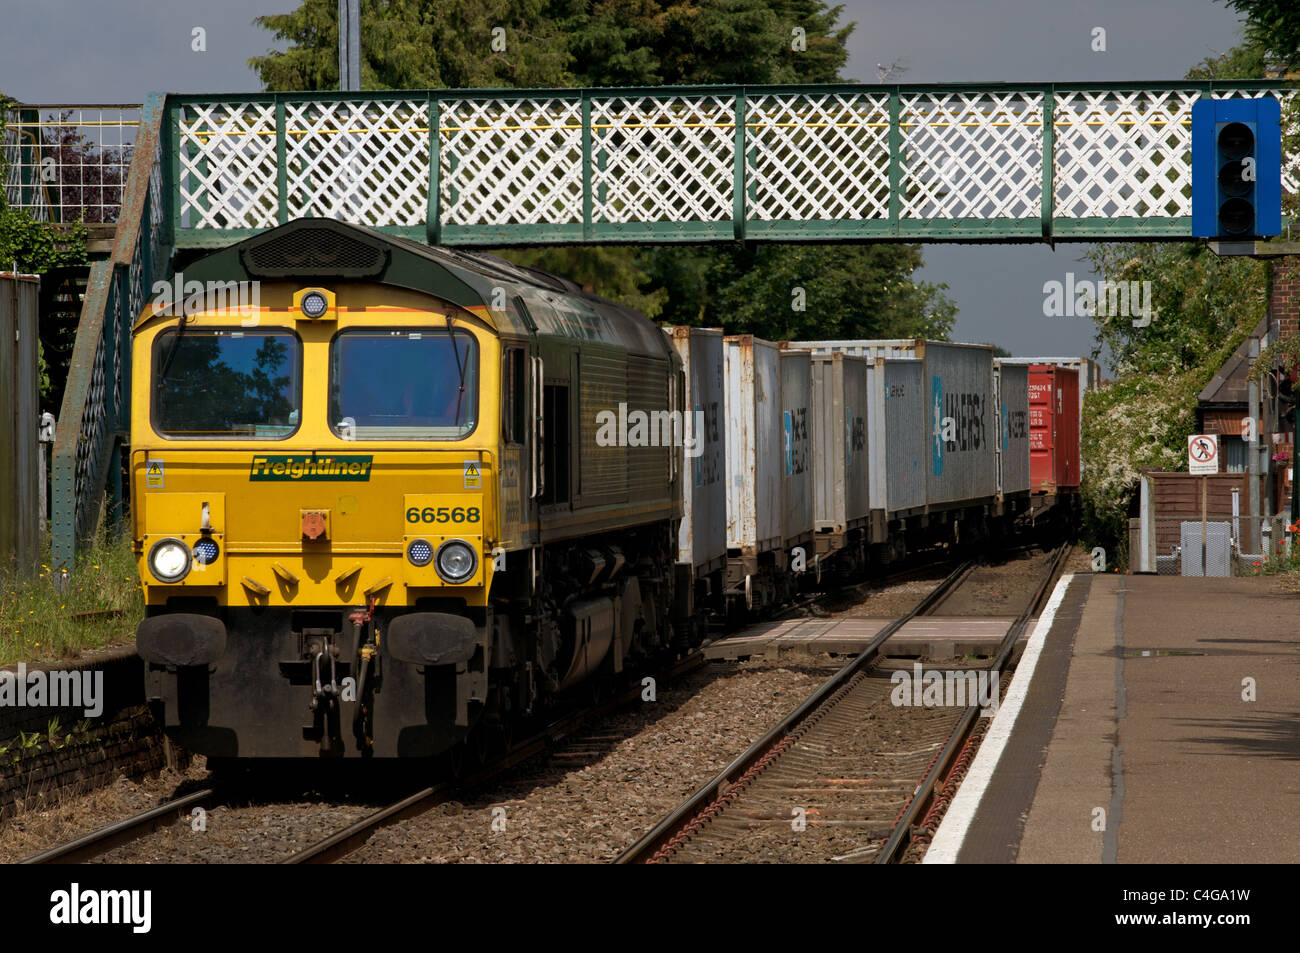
[922,572,1075,864]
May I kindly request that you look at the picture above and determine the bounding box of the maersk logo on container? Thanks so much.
[594,403,705,457]
[152,270,260,326]
[931,378,945,476]
[1042,272,1153,327]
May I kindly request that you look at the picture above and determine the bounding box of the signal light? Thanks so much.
[1192,97,1281,240]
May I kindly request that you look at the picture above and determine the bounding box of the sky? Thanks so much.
[0,0,1252,369]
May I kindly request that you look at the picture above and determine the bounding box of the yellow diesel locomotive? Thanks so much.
[132,219,685,760]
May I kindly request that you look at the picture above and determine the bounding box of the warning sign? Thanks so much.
[463,460,482,489]
[145,459,165,489]
[1188,434,1219,475]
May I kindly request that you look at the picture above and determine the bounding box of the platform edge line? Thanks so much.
[922,571,1076,864]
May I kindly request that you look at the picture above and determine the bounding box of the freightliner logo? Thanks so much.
[249,455,373,481]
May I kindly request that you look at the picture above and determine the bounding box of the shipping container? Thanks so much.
[809,353,870,544]
[1,274,40,573]
[864,358,926,524]
[999,356,1101,462]
[779,347,814,552]
[994,360,1030,496]
[921,341,997,507]
[668,327,727,577]
[1028,364,1081,493]
[798,339,996,514]
[723,336,783,558]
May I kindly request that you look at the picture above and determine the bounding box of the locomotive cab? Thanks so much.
[131,219,684,760]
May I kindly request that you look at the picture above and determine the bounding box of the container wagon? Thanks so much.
[723,336,798,610]
[668,327,727,639]
[808,352,870,577]
[794,339,998,554]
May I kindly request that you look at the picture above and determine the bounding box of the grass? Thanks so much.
[0,520,142,667]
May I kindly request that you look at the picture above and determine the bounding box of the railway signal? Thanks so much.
[1192,96,1282,240]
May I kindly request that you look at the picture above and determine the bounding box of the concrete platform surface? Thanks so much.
[703,616,1017,660]
[932,573,1300,864]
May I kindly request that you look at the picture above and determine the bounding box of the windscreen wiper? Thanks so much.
[446,313,468,428]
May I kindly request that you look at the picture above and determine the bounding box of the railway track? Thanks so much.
[17,650,706,866]
[616,544,1069,864]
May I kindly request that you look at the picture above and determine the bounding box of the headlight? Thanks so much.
[300,290,329,319]
[435,540,477,583]
[407,538,434,567]
[193,538,220,565]
[148,538,192,583]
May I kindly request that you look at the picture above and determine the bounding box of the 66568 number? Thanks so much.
[406,506,480,524]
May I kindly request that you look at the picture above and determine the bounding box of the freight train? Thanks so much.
[130,217,1081,762]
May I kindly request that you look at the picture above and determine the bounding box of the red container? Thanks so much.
[1028,365,1080,493]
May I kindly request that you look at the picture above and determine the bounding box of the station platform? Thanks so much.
[703,616,1019,661]
[926,573,1300,864]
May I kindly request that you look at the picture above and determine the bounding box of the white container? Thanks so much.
[810,353,870,536]
[779,347,814,551]
[864,358,927,522]
[668,327,727,577]
[724,336,782,557]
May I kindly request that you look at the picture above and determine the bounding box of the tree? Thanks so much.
[249,0,950,342]
[1220,0,1300,73]
[250,0,572,89]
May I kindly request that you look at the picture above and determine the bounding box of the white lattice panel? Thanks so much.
[591,95,733,223]
[745,92,890,221]
[1054,89,1198,218]
[900,91,1043,219]
[178,103,278,229]
[285,100,428,226]
[441,98,582,225]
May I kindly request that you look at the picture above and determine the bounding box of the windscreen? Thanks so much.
[153,329,300,438]
[330,329,477,440]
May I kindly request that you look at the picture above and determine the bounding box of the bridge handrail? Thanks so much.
[162,80,1298,248]
[51,95,167,569]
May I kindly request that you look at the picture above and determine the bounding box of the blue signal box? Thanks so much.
[1192,97,1282,239]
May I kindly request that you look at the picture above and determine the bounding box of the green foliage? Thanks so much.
[249,2,945,342]
[250,0,573,89]
[1079,244,1264,560]
[0,520,142,666]
[1085,243,1268,377]
[646,243,955,340]
[1220,0,1300,73]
